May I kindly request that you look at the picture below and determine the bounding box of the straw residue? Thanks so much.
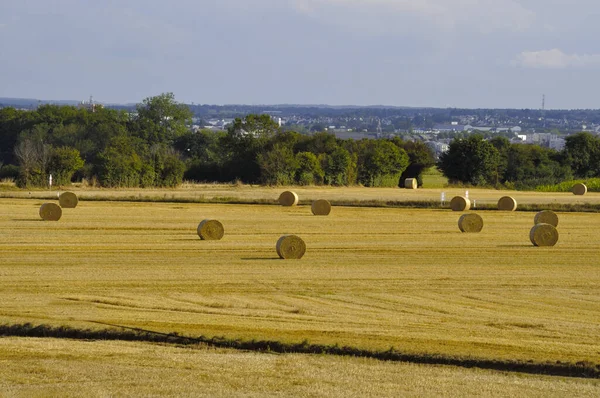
[39,203,62,221]
[404,178,417,189]
[58,192,78,208]
[450,196,471,211]
[276,235,306,259]
[529,223,559,247]
[572,183,587,195]
[458,213,484,233]
[311,199,332,216]
[497,196,517,211]
[534,210,558,227]
[197,219,225,240]
[278,191,299,206]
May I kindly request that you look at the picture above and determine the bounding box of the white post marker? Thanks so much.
[441,192,446,205]
[49,174,53,189]
[473,199,477,208]
[465,190,469,199]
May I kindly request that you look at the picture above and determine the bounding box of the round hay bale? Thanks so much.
[311,199,331,216]
[458,213,484,233]
[58,191,78,208]
[450,196,471,211]
[534,210,558,227]
[276,235,306,259]
[197,219,224,240]
[39,203,62,221]
[278,191,299,206]
[404,178,417,189]
[572,183,587,196]
[529,223,559,247]
[497,196,517,211]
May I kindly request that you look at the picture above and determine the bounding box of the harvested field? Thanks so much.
[1,196,599,370]
[0,337,598,397]
[4,184,600,208]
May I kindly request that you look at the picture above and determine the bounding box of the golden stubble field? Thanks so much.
[4,183,600,206]
[1,193,599,367]
[1,337,599,397]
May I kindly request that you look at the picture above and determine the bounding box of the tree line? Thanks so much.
[0,93,435,188]
[2,93,597,190]
[438,133,599,189]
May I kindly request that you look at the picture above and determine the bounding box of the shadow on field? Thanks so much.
[12,219,43,222]
[1,322,598,379]
[496,245,535,248]
[241,257,280,261]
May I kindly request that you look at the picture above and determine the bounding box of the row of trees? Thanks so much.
[0,94,436,188]
[3,92,597,190]
[438,133,598,189]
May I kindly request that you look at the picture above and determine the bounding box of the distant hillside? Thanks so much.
[0,97,81,108]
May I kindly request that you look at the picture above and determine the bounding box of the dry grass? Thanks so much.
[1,197,599,369]
[4,183,600,208]
[0,337,598,397]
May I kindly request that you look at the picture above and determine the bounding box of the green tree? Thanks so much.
[393,139,435,187]
[438,135,500,186]
[48,146,84,186]
[132,93,193,146]
[257,143,298,185]
[357,140,409,187]
[324,147,352,186]
[229,114,280,139]
[295,152,324,185]
[563,132,600,178]
[96,137,144,187]
[14,138,51,187]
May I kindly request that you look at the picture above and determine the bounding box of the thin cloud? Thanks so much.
[292,0,535,34]
[512,49,600,69]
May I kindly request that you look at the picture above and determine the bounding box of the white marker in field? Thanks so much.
[465,190,469,199]
[49,174,53,188]
[441,192,446,205]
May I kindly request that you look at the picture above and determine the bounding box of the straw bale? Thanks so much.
[39,203,62,221]
[58,191,78,208]
[529,223,559,247]
[534,210,558,227]
[497,196,517,211]
[458,213,484,233]
[278,191,299,206]
[450,196,471,211]
[572,183,587,195]
[197,219,225,240]
[276,235,306,259]
[404,178,417,189]
[311,199,332,216]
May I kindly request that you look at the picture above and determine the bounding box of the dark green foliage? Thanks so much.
[1,99,594,190]
[438,135,501,186]
[295,152,324,185]
[0,164,19,179]
[324,147,352,185]
[96,137,144,188]
[257,143,298,185]
[357,140,409,187]
[563,132,600,178]
[503,145,572,190]
[48,146,85,186]
[131,92,193,146]
[393,139,435,187]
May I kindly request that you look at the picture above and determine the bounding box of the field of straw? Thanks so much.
[1,189,599,394]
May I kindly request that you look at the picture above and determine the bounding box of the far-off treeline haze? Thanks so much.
[1,93,600,192]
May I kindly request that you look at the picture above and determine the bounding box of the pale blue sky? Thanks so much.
[1,0,599,108]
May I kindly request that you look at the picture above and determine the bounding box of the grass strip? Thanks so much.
[5,191,600,213]
[0,323,598,379]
